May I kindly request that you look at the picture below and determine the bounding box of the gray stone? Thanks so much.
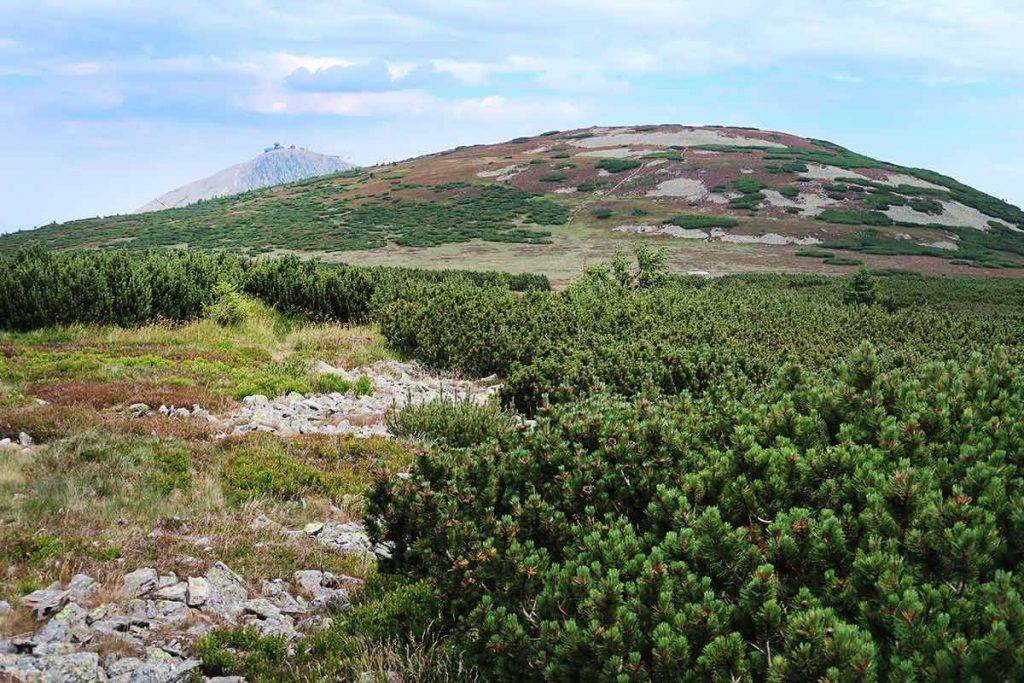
[153,581,188,602]
[18,432,32,447]
[106,653,201,683]
[67,573,98,600]
[157,573,179,588]
[172,407,191,419]
[39,652,103,681]
[0,654,43,680]
[186,577,209,607]
[0,637,15,655]
[20,583,69,620]
[128,403,150,417]
[0,599,10,615]
[203,562,247,620]
[314,521,377,556]
[153,600,192,625]
[252,613,298,640]
[243,598,281,619]
[0,438,11,449]
[122,568,159,598]
[293,570,350,611]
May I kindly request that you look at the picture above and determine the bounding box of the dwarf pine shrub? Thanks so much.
[368,346,1024,680]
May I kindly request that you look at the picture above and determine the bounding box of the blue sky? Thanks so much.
[2,0,1024,232]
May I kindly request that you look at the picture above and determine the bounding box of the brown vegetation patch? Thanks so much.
[0,404,100,441]
[30,380,235,411]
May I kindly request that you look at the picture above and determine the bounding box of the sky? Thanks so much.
[1,0,1024,232]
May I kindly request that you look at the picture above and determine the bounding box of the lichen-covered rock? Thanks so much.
[203,563,247,620]
[67,574,98,601]
[121,568,159,598]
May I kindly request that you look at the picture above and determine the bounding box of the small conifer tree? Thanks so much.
[844,267,878,305]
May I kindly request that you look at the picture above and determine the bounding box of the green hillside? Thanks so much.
[4,125,1024,278]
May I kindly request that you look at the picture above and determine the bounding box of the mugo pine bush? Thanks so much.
[369,345,1024,680]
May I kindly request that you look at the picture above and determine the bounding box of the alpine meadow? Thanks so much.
[5,3,1024,682]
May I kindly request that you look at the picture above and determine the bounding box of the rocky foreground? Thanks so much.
[1,522,381,682]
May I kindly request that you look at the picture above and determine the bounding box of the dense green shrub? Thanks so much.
[596,158,642,173]
[369,347,1024,680]
[386,397,517,447]
[0,249,549,331]
[818,209,894,226]
[0,247,246,330]
[591,207,613,219]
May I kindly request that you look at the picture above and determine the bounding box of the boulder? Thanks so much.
[203,563,247,620]
[154,581,188,602]
[20,583,70,620]
[121,568,159,598]
[185,577,209,607]
[67,574,98,601]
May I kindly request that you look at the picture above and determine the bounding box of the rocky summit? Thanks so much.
[135,144,355,212]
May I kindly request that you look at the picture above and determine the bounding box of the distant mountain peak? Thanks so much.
[137,147,355,212]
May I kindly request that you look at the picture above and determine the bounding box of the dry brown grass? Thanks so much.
[30,380,235,412]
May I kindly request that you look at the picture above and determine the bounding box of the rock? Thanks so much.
[0,637,15,655]
[154,600,192,625]
[186,577,209,607]
[206,677,247,683]
[157,573,179,588]
[302,522,324,535]
[0,438,12,449]
[313,521,380,556]
[172,407,191,419]
[105,652,200,683]
[67,574,98,600]
[122,568,159,598]
[128,403,150,417]
[18,432,32,447]
[0,654,43,680]
[243,598,281,620]
[35,602,91,647]
[203,563,247,620]
[38,655,102,679]
[260,581,307,615]
[241,394,269,407]
[293,570,350,611]
[154,581,188,602]
[20,583,70,620]
[0,600,10,616]
[252,613,298,640]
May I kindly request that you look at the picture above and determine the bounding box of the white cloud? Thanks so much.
[243,88,435,116]
[451,95,582,120]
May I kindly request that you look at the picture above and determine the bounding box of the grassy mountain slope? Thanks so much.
[4,124,1024,279]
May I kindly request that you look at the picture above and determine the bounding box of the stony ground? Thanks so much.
[0,313,484,681]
